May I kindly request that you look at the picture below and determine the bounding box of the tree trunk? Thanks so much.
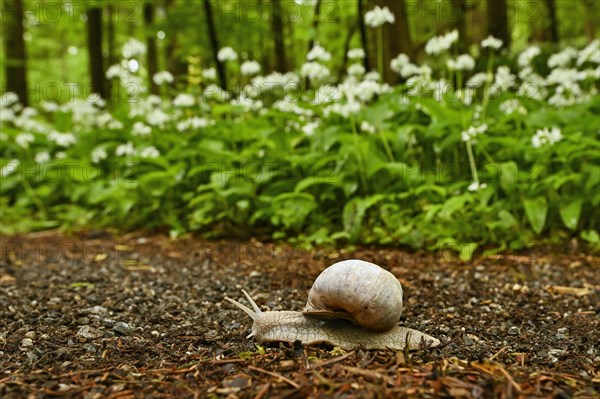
[164,0,187,87]
[543,0,559,44]
[106,5,116,102]
[358,0,371,71]
[487,0,510,48]
[4,0,28,106]
[338,22,358,81]
[144,3,159,94]
[308,0,322,51]
[451,0,468,50]
[86,7,106,98]
[375,0,413,84]
[582,0,598,39]
[272,0,287,71]
[203,0,227,90]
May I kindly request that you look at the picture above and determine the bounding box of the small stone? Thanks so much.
[480,306,491,313]
[77,326,103,339]
[83,343,97,354]
[151,330,160,337]
[508,326,520,336]
[557,327,568,334]
[20,338,33,348]
[24,331,36,340]
[87,306,108,315]
[113,322,133,336]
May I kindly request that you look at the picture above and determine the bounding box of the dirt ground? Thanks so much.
[0,231,598,398]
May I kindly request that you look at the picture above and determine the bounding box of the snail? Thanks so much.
[225,259,440,350]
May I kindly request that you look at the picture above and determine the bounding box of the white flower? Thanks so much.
[231,96,263,112]
[55,152,66,159]
[313,85,341,104]
[347,48,366,60]
[153,71,174,85]
[1,159,19,177]
[273,101,313,116]
[0,107,15,123]
[364,6,395,28]
[360,121,376,134]
[532,127,562,148]
[35,151,50,164]
[132,121,152,136]
[146,109,170,127]
[499,99,526,115]
[0,92,19,107]
[576,39,600,66]
[40,101,59,112]
[468,181,487,191]
[240,60,261,76]
[301,121,320,136]
[177,117,212,131]
[122,38,146,59]
[461,123,488,142]
[364,71,381,81]
[481,35,502,49]
[91,147,107,163]
[548,47,577,68]
[447,54,475,71]
[15,132,35,148]
[425,30,458,55]
[115,142,136,157]
[202,67,217,81]
[217,47,238,62]
[307,43,331,62]
[347,63,365,76]
[139,146,160,158]
[390,54,410,73]
[49,131,77,147]
[300,62,330,81]
[493,66,516,92]
[173,93,195,107]
[518,46,541,67]
[466,72,489,88]
[106,64,126,79]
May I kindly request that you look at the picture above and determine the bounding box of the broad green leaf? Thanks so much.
[559,199,582,230]
[523,196,548,234]
[460,243,478,261]
[343,195,386,242]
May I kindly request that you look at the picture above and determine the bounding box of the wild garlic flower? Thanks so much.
[122,38,146,59]
[347,63,366,76]
[360,121,376,134]
[466,72,489,88]
[300,62,330,81]
[40,101,59,113]
[177,117,212,132]
[139,146,160,159]
[132,122,152,136]
[307,43,331,62]
[115,142,136,157]
[173,93,195,107]
[153,71,174,85]
[240,60,261,76]
[390,54,410,73]
[0,92,19,107]
[468,181,488,191]
[91,147,108,163]
[447,54,475,71]
[425,30,458,55]
[481,35,503,50]
[548,47,577,69]
[532,127,562,148]
[313,85,341,104]
[364,6,395,28]
[461,124,488,143]
[518,46,541,67]
[146,109,170,127]
[301,121,320,137]
[347,48,366,60]
[34,152,50,164]
[499,99,527,115]
[491,66,516,94]
[15,132,35,148]
[202,68,217,81]
[576,39,600,66]
[217,47,238,62]
[1,159,19,177]
[203,84,231,102]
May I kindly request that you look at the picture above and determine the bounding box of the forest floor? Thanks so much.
[0,231,599,398]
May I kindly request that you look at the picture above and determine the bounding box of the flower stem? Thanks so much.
[465,141,479,183]
[377,27,384,79]
[350,116,368,192]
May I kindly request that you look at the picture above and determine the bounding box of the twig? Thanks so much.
[497,365,522,393]
[253,382,271,399]
[248,365,300,389]
[311,351,354,368]
[489,345,508,361]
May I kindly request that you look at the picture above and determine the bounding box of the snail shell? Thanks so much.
[302,259,403,332]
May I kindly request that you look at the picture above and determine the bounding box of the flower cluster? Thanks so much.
[532,127,563,148]
[425,30,458,55]
[364,6,395,28]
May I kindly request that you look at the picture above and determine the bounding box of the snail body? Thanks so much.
[225,259,440,350]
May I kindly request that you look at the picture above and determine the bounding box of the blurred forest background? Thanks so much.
[3,0,599,105]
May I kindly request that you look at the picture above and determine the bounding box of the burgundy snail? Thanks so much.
[225,259,440,350]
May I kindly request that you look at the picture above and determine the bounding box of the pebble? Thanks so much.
[24,331,36,340]
[87,306,108,315]
[77,326,103,339]
[113,322,133,336]
[508,326,520,336]
[20,338,33,348]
